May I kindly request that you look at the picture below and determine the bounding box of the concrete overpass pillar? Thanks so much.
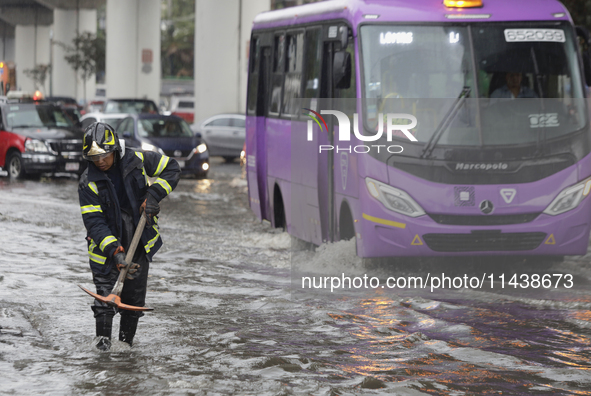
[106,0,161,103]
[15,24,50,93]
[0,22,15,62]
[239,0,270,114]
[194,0,270,123]
[51,8,97,101]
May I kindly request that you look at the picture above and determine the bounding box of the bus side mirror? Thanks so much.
[339,26,349,50]
[333,51,352,90]
[576,26,591,85]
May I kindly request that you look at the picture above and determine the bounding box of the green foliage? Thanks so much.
[561,0,591,32]
[58,32,103,83]
[161,0,195,78]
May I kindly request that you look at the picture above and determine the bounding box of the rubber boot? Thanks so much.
[95,314,113,351]
[119,315,139,347]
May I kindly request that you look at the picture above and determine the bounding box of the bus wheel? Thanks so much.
[339,203,355,241]
[273,185,286,231]
[7,151,25,180]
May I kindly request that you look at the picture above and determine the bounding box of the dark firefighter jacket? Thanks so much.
[78,148,181,275]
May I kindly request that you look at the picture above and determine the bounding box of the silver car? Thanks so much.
[192,113,245,162]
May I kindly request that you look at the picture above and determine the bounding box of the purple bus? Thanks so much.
[246,0,591,261]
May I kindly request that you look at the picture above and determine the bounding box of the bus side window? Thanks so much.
[282,31,304,116]
[303,28,322,99]
[269,33,285,116]
[247,37,260,116]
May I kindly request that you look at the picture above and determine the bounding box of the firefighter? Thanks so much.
[78,122,180,350]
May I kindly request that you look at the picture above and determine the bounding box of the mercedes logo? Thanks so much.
[479,200,494,214]
[174,150,182,157]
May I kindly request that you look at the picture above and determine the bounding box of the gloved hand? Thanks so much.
[140,193,160,225]
[113,246,139,280]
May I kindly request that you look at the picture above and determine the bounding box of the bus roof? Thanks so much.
[252,0,571,33]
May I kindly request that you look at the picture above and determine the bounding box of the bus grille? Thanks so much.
[423,232,547,252]
[427,213,540,226]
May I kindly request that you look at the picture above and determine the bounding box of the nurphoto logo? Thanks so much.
[302,108,417,154]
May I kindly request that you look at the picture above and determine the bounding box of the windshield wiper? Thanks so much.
[420,86,471,159]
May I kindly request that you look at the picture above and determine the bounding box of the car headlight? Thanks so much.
[543,178,591,216]
[195,143,207,154]
[25,138,51,153]
[141,142,164,155]
[365,177,426,217]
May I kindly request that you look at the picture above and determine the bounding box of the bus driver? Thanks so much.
[490,72,538,100]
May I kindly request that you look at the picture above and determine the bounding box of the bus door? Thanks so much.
[319,39,336,242]
[257,46,271,220]
[246,35,271,221]
[319,24,353,242]
[246,35,270,220]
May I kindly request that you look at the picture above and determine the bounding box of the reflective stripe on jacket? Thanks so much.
[78,148,180,275]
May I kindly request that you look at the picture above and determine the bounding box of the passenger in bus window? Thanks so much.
[490,72,538,101]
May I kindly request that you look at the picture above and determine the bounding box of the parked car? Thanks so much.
[103,98,159,115]
[45,96,83,111]
[79,112,129,130]
[0,101,86,178]
[170,95,194,123]
[192,113,245,161]
[84,100,105,114]
[117,114,209,177]
[45,96,85,125]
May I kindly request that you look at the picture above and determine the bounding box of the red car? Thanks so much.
[0,101,86,178]
[170,96,194,123]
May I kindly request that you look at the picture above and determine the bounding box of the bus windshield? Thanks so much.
[361,22,586,150]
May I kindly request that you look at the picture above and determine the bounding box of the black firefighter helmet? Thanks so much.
[82,122,121,161]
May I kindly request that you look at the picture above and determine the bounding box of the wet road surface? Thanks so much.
[1,159,591,395]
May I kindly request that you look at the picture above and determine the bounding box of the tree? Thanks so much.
[560,0,591,32]
[23,64,49,92]
[161,0,195,78]
[58,32,105,102]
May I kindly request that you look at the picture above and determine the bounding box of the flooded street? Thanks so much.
[1,160,591,395]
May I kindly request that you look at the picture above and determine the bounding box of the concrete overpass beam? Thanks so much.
[106,0,160,102]
[35,0,105,9]
[0,6,53,26]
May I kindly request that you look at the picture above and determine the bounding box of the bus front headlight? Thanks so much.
[365,177,426,217]
[543,178,591,215]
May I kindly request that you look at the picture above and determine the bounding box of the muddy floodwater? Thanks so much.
[1,160,591,395]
